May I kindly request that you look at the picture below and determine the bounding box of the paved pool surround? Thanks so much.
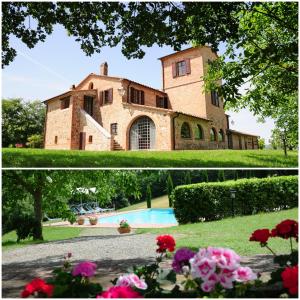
[47,209,178,228]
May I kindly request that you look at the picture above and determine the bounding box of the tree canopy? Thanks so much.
[2,98,45,147]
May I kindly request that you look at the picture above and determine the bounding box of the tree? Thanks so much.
[217,170,225,182]
[166,173,174,207]
[258,138,265,150]
[2,98,45,147]
[200,170,209,182]
[146,184,152,209]
[184,171,192,185]
[2,170,140,240]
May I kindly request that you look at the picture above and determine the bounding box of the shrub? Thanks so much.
[146,184,152,208]
[173,176,298,224]
[26,134,43,148]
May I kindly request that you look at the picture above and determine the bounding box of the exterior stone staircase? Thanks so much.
[112,139,124,151]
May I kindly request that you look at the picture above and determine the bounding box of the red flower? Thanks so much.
[271,219,298,240]
[156,235,176,253]
[98,286,143,298]
[249,229,270,244]
[21,278,54,298]
[281,265,298,295]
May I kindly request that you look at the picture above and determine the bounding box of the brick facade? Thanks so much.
[44,46,259,151]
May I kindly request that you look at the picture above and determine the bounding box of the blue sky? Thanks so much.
[2,24,274,142]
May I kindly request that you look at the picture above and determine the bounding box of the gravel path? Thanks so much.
[2,229,158,298]
[2,228,279,298]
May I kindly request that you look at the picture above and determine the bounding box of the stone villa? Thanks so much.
[43,46,259,151]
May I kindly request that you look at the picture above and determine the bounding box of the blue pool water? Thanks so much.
[98,208,178,225]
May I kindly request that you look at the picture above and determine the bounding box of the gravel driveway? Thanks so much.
[2,229,158,298]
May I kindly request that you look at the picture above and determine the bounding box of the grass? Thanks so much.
[2,148,298,168]
[137,208,298,256]
[2,226,83,251]
[118,195,169,212]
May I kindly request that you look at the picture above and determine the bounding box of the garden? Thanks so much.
[2,170,298,298]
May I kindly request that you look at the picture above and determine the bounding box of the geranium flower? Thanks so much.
[21,278,54,298]
[207,247,240,270]
[190,256,216,280]
[72,261,97,277]
[98,286,143,298]
[116,274,147,290]
[172,248,195,273]
[156,235,176,253]
[281,265,298,295]
[233,266,257,282]
[249,229,270,244]
[219,269,235,289]
[271,219,298,240]
[201,273,219,293]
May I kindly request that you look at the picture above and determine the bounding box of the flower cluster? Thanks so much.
[172,248,195,274]
[271,219,298,240]
[119,219,130,228]
[249,219,298,245]
[156,234,176,253]
[21,278,54,298]
[116,274,147,290]
[72,261,97,277]
[281,265,298,295]
[190,247,257,292]
[98,286,143,298]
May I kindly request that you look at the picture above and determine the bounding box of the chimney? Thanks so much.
[100,62,108,76]
[70,84,75,90]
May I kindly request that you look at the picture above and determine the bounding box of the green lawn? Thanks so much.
[2,148,298,167]
[137,208,298,256]
[2,226,83,251]
[118,195,169,212]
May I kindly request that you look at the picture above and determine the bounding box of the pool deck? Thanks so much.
[45,209,178,228]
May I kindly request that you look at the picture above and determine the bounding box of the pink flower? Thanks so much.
[190,256,216,280]
[98,286,143,298]
[233,266,257,282]
[207,247,240,270]
[116,274,147,290]
[201,273,219,293]
[219,269,235,289]
[72,261,97,277]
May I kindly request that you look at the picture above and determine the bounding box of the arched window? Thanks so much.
[181,122,191,138]
[88,82,94,90]
[210,128,217,141]
[195,124,204,140]
[130,116,155,150]
[218,129,224,142]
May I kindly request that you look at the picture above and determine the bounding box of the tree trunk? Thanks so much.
[33,190,44,240]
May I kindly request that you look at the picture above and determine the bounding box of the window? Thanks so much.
[156,96,168,109]
[210,128,217,141]
[88,82,94,90]
[218,129,224,142]
[177,61,186,76]
[60,97,70,109]
[172,59,191,78]
[195,124,204,140]
[211,91,220,107]
[88,135,93,143]
[102,88,113,105]
[111,123,118,135]
[54,136,58,144]
[181,122,191,139]
[84,95,94,116]
[130,87,145,105]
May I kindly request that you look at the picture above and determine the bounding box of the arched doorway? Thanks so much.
[129,116,155,150]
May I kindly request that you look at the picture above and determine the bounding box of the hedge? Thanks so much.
[173,175,298,224]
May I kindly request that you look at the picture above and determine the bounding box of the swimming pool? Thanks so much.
[97,208,178,226]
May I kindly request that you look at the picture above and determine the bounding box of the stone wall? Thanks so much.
[44,95,72,149]
[174,114,227,150]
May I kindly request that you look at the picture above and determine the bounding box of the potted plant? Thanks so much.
[77,217,85,225]
[89,216,98,225]
[117,219,131,234]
